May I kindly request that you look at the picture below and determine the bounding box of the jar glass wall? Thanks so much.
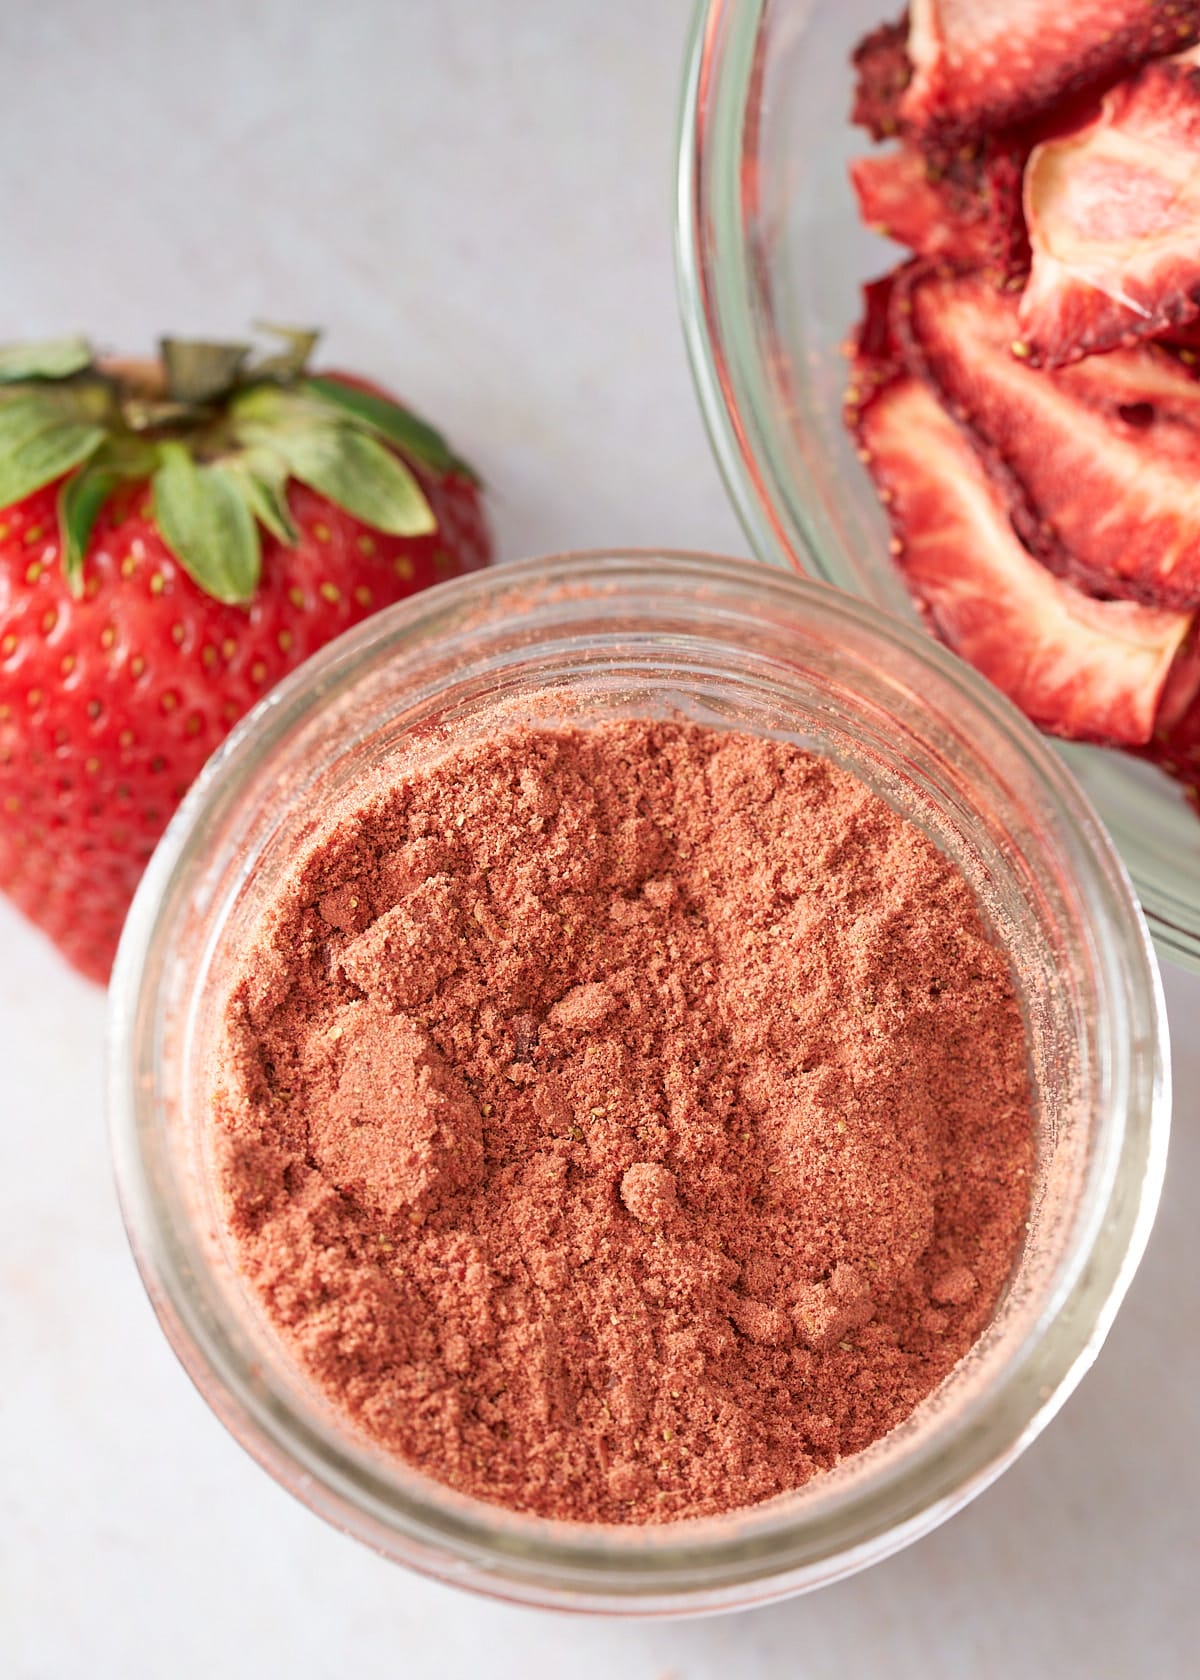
[109,552,1168,1614]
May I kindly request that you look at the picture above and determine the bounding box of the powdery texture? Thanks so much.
[214,721,1034,1524]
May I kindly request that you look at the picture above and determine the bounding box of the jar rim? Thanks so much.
[108,549,1169,1613]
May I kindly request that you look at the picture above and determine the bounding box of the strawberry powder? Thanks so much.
[214,720,1034,1523]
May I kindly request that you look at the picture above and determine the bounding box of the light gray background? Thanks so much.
[2,3,1198,1676]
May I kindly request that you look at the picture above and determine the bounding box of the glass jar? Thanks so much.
[109,552,1168,1614]
[675,0,1200,971]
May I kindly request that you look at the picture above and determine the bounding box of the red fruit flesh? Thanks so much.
[899,267,1200,608]
[1050,337,1200,419]
[853,374,1194,745]
[1157,619,1200,731]
[851,148,990,263]
[1021,47,1200,365]
[851,18,912,141]
[898,0,1200,145]
[850,272,906,386]
[1155,317,1200,354]
[978,144,1034,285]
[1141,685,1200,805]
[852,144,1030,278]
[1139,616,1200,800]
[0,463,489,983]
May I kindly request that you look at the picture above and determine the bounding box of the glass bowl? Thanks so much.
[676,0,1200,971]
[109,551,1168,1614]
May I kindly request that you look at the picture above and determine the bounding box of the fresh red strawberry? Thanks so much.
[1020,47,1200,365]
[859,0,1200,149]
[850,371,1196,743]
[897,266,1200,608]
[0,328,490,982]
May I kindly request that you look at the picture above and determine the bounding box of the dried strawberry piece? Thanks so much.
[845,272,906,437]
[851,144,1027,276]
[1138,622,1200,800]
[982,145,1034,282]
[894,0,1200,147]
[1143,705,1200,803]
[1157,620,1200,730]
[851,272,905,382]
[1154,316,1200,357]
[900,267,1200,608]
[850,96,1085,286]
[852,373,1194,745]
[851,148,987,262]
[852,17,912,140]
[1021,47,1200,365]
[1052,335,1200,421]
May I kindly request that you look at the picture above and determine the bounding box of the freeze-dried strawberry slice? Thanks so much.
[1157,621,1200,731]
[901,268,1200,607]
[851,149,989,262]
[1144,702,1200,802]
[850,145,1027,275]
[1156,317,1200,356]
[851,272,905,385]
[854,375,1193,745]
[1139,622,1200,799]
[852,18,911,140]
[1021,47,1200,365]
[1052,335,1200,422]
[981,144,1034,283]
[897,0,1200,146]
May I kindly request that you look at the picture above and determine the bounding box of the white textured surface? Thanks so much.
[2,2,1198,1675]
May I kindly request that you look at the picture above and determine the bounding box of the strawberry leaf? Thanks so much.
[302,375,452,475]
[0,393,107,508]
[152,441,261,603]
[228,383,308,429]
[57,439,159,594]
[232,388,436,537]
[224,445,300,546]
[274,423,436,536]
[58,465,124,594]
[447,451,482,487]
[0,336,92,384]
[0,375,118,424]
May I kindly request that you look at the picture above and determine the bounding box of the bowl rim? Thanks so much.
[675,0,802,578]
[673,0,1200,975]
[108,548,1171,1613]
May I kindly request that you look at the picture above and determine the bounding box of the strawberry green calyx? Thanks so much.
[0,336,93,383]
[0,324,463,602]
